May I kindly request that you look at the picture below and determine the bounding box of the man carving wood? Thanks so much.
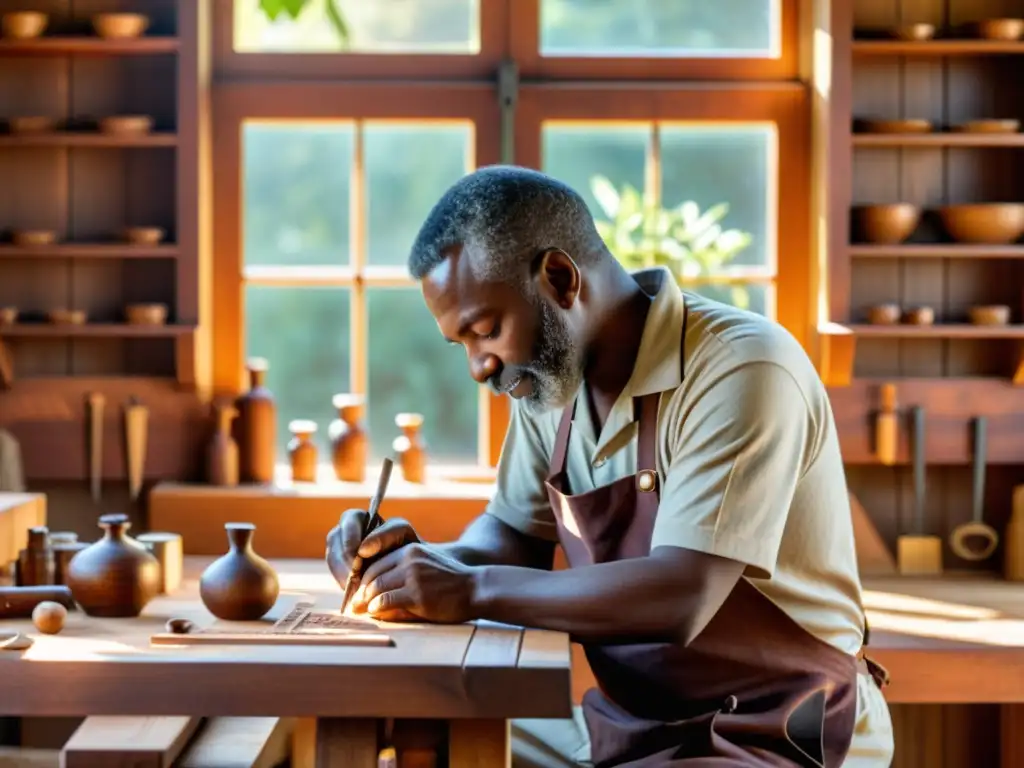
[326,166,894,767]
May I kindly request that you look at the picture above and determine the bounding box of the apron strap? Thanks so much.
[548,397,577,478]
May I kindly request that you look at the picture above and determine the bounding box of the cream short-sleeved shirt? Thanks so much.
[488,267,893,765]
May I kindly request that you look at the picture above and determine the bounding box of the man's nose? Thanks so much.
[469,353,499,384]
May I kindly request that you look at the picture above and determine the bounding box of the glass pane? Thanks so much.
[235,0,480,54]
[540,0,778,57]
[243,123,353,267]
[366,122,473,266]
[367,288,479,463]
[687,283,771,317]
[245,286,352,460]
[661,125,773,269]
[542,123,649,218]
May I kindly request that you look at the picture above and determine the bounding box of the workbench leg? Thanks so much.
[1002,704,1024,767]
[449,719,510,768]
[315,718,377,768]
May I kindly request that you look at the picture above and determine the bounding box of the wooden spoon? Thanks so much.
[949,416,999,561]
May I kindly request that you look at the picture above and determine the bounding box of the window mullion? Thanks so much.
[350,120,368,397]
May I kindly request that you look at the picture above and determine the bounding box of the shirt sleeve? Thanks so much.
[651,361,814,579]
[484,402,560,542]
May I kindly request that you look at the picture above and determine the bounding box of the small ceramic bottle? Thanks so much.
[208,402,239,487]
[288,420,318,483]
[199,522,279,621]
[65,513,161,617]
[393,413,426,484]
[329,394,367,483]
[235,357,276,484]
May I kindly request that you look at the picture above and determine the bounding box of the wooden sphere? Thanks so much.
[31,601,67,635]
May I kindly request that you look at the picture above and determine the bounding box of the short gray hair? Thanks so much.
[407,165,608,284]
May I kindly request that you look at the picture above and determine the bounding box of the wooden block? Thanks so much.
[897,535,943,576]
[449,720,510,768]
[175,717,292,768]
[62,716,202,768]
[314,718,377,768]
[0,746,59,768]
[0,492,46,567]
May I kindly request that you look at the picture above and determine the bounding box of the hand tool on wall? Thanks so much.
[897,405,943,576]
[950,416,999,562]
[124,396,149,502]
[1006,485,1024,581]
[86,392,105,502]
[875,383,898,466]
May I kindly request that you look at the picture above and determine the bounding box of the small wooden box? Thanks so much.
[0,492,47,571]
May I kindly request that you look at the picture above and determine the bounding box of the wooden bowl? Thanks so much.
[868,304,901,325]
[854,204,921,244]
[0,307,17,326]
[892,23,936,41]
[12,229,57,247]
[1,11,47,40]
[125,303,168,326]
[8,116,59,135]
[123,226,165,245]
[953,119,1020,133]
[968,304,1011,326]
[858,119,933,134]
[91,13,149,39]
[49,309,87,325]
[938,204,1024,244]
[902,306,935,326]
[99,115,153,135]
[976,18,1024,40]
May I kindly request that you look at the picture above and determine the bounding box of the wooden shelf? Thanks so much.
[0,323,195,338]
[837,323,1024,339]
[0,132,177,148]
[0,244,178,259]
[849,245,1024,258]
[852,40,1024,55]
[853,132,1024,147]
[0,37,179,55]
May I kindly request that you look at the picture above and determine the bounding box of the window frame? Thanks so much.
[211,82,506,467]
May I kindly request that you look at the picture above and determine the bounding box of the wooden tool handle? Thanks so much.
[911,406,926,534]
[0,586,75,619]
[972,416,987,523]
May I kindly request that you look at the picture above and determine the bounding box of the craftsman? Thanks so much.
[325,166,894,767]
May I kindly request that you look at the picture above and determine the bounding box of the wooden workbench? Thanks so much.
[0,558,571,767]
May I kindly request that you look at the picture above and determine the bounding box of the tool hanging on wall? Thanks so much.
[1006,485,1024,581]
[897,405,943,576]
[124,396,149,502]
[874,383,899,466]
[949,416,999,562]
[86,392,105,502]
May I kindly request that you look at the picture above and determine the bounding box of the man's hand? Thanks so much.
[351,543,477,624]
[325,508,421,589]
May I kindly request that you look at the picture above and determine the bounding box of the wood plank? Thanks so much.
[314,718,377,768]
[62,716,202,768]
[449,720,509,768]
[0,747,59,768]
[175,717,293,768]
[517,630,570,670]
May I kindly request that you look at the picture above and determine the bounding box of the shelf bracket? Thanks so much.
[817,323,855,387]
[497,58,519,165]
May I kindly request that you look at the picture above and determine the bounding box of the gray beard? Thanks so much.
[518,299,584,415]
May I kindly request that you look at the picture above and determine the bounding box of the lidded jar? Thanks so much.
[199,522,279,621]
[329,393,367,483]
[66,513,161,617]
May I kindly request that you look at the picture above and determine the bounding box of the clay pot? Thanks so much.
[288,420,318,483]
[892,23,935,41]
[857,118,932,134]
[867,303,900,325]
[65,514,161,618]
[208,402,239,486]
[329,394,367,483]
[976,18,1024,41]
[1,11,47,39]
[12,229,57,247]
[393,413,426,484]
[902,306,935,326]
[954,119,1020,134]
[122,226,165,245]
[235,358,277,484]
[125,303,168,325]
[854,204,921,244]
[938,204,1024,244]
[100,116,153,136]
[969,304,1011,326]
[199,523,279,621]
[91,12,149,39]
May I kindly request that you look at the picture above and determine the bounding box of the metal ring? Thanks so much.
[949,522,999,562]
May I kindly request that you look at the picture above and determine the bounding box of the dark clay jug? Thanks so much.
[65,514,161,617]
[199,522,279,620]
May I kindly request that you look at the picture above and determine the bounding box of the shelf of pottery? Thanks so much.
[206,358,429,488]
[0,7,190,387]
[820,13,1024,386]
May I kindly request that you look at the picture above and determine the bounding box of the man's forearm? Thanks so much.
[434,513,555,571]
[470,547,744,644]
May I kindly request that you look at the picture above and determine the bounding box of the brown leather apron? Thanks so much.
[543,318,888,767]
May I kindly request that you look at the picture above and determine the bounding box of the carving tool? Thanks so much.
[124,395,149,502]
[340,457,393,613]
[949,416,999,562]
[896,405,943,576]
[86,392,106,502]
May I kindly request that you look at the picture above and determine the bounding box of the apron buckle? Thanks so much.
[636,469,658,493]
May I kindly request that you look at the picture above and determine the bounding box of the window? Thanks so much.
[213,1,808,477]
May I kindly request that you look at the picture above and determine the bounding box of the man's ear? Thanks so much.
[534,249,580,309]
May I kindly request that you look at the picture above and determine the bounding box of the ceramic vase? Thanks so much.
[208,402,239,486]
[329,394,367,483]
[199,523,279,621]
[393,412,426,484]
[288,419,318,483]
[65,514,161,617]
[235,357,276,484]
